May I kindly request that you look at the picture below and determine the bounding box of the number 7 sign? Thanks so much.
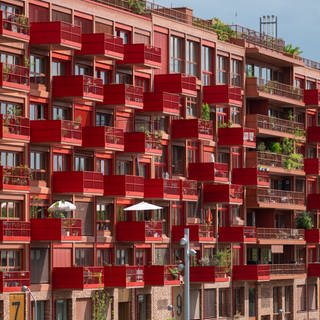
[9,294,25,320]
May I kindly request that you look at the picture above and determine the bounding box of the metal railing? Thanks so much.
[198,224,214,238]
[145,221,162,238]
[104,126,124,145]
[0,271,29,289]
[1,11,29,35]
[124,84,143,103]
[256,228,304,240]
[1,114,30,137]
[60,120,82,140]
[59,21,81,43]
[1,63,29,86]
[270,264,305,275]
[255,151,304,170]
[61,218,82,237]
[126,266,144,282]
[198,119,213,136]
[124,175,144,193]
[83,267,104,285]
[1,166,30,186]
[83,75,103,95]
[181,180,197,197]
[0,220,30,238]
[256,188,305,205]
[163,179,180,195]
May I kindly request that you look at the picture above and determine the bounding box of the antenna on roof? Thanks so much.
[260,15,278,38]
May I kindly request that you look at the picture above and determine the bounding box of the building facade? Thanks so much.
[0,0,319,319]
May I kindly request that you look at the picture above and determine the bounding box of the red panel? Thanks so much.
[307,194,320,211]
[203,85,242,106]
[104,175,144,198]
[307,127,320,143]
[124,132,162,155]
[218,226,257,243]
[171,224,214,242]
[190,266,229,283]
[232,265,270,281]
[305,229,320,243]
[218,127,256,148]
[144,178,180,200]
[142,92,180,115]
[304,158,320,175]
[154,31,168,75]
[232,168,270,187]
[180,180,198,201]
[171,119,213,141]
[74,108,92,127]
[304,89,320,106]
[203,184,243,204]
[104,266,144,288]
[188,162,229,182]
[144,265,180,286]
[308,263,320,277]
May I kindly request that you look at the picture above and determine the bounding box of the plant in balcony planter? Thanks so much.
[283,43,302,57]
[269,141,282,154]
[201,103,211,121]
[214,248,231,275]
[168,266,179,280]
[257,141,266,152]
[73,116,82,129]
[295,211,313,230]
[127,0,146,14]
[284,153,303,170]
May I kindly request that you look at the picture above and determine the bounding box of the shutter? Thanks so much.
[53,248,72,267]
[75,202,94,236]
[29,4,49,23]
[154,31,168,74]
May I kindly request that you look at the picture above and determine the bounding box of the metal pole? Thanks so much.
[23,286,37,320]
[184,228,190,320]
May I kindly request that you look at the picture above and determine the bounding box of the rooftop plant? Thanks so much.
[211,18,236,41]
[283,43,302,57]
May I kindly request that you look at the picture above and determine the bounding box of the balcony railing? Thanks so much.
[1,11,29,37]
[255,188,305,206]
[253,78,303,101]
[0,271,30,292]
[1,166,30,187]
[145,221,162,238]
[302,57,320,70]
[246,114,305,136]
[198,224,214,238]
[0,220,30,240]
[270,264,305,276]
[0,114,30,139]
[0,63,29,87]
[60,120,82,140]
[104,175,144,197]
[181,180,198,200]
[83,75,104,95]
[256,228,305,241]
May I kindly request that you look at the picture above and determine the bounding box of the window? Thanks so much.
[185,96,197,117]
[115,71,132,84]
[32,301,46,320]
[95,68,111,84]
[217,55,227,84]
[1,151,20,167]
[53,154,67,171]
[75,248,93,266]
[170,36,182,73]
[52,106,69,120]
[30,55,46,84]
[204,289,216,318]
[115,29,130,44]
[0,249,21,269]
[285,286,293,313]
[0,201,21,219]
[30,103,45,120]
[75,63,91,76]
[0,3,22,16]
[172,145,185,175]
[135,249,147,266]
[230,107,241,124]
[249,287,256,317]
[231,59,241,87]
[216,107,227,126]
[116,160,132,175]
[74,155,91,171]
[31,248,49,284]
[219,288,230,317]
[308,284,317,310]
[137,294,151,320]
[0,101,22,116]
[186,40,198,76]
[201,46,213,85]
[97,248,112,266]
[96,158,112,176]
[51,60,66,76]
[116,248,129,265]
[0,52,19,65]
[187,141,198,163]
[96,112,113,126]
[135,76,150,91]
[233,287,244,316]
[55,300,69,320]
[154,248,169,265]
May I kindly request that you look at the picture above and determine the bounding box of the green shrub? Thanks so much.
[269,142,282,154]
[295,212,313,230]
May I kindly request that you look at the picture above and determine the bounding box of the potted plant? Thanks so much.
[295,211,313,230]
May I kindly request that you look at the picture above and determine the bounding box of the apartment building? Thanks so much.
[0,0,319,319]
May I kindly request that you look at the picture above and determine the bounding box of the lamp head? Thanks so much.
[178,263,184,272]
[21,285,28,293]
[180,237,187,246]
[167,304,174,311]
[189,248,197,256]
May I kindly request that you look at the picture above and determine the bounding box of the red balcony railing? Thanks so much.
[256,228,305,241]
[30,120,82,146]
[144,265,181,286]
[121,43,161,68]
[232,168,270,187]
[307,194,320,211]
[52,75,104,102]
[307,127,320,144]
[0,11,29,42]
[180,180,198,201]
[270,264,305,277]
[304,158,320,175]
[0,114,30,142]
[219,226,256,243]
[203,183,243,204]
[304,89,320,106]
[52,171,104,195]
[30,21,81,50]
[0,271,29,292]
[218,127,256,147]
[203,85,242,106]
[172,224,215,242]
[104,265,144,288]
[190,266,229,283]
[102,84,143,108]
[31,218,82,241]
[154,73,197,96]
[0,166,30,191]
[53,267,104,289]
[171,119,213,141]
[124,132,162,155]
[0,220,30,241]
[188,162,229,182]
[82,126,124,151]
[305,229,320,243]
[0,63,29,91]
[116,221,163,242]
[143,92,180,115]
[104,175,144,198]
[246,114,305,137]
[246,77,304,101]
[247,188,305,209]
[144,178,180,200]
[77,33,124,60]
[233,265,270,281]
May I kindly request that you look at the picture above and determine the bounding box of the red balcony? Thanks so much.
[142,92,180,115]
[104,175,144,198]
[144,178,180,200]
[304,89,320,106]
[307,194,320,211]
[0,115,30,142]
[101,84,143,109]
[305,229,320,243]
[0,271,29,292]
[124,132,162,155]
[0,220,30,242]
[308,263,320,277]
[53,267,104,290]
[104,266,144,288]
[0,11,29,42]
[77,33,124,60]
[190,266,229,283]
[233,265,270,281]
[218,226,256,243]
[180,180,198,201]
[171,224,215,242]
[30,120,82,146]
[256,228,305,244]
[0,166,30,192]
[82,126,124,151]
[232,168,270,187]
[304,158,320,175]
[247,188,305,210]
[120,43,161,68]
[52,75,104,102]
[307,127,320,144]
[144,265,181,286]
[30,21,81,50]
[203,184,243,205]
[116,221,163,242]
[171,119,213,141]
[218,127,256,147]
[52,171,104,195]
[203,85,242,106]
[0,63,29,92]
[31,218,81,241]
[188,162,229,182]
[269,264,305,279]
[154,74,197,96]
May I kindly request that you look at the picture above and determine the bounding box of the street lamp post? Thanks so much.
[22,285,37,320]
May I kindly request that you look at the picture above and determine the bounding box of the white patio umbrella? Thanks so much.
[48,200,76,212]
[124,201,162,211]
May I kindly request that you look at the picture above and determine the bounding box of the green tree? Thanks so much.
[92,290,112,320]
